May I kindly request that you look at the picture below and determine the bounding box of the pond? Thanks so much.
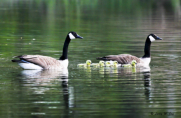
[0,0,181,117]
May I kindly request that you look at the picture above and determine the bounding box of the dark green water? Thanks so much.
[0,0,181,117]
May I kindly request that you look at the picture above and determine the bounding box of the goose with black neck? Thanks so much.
[96,34,162,67]
[12,31,83,69]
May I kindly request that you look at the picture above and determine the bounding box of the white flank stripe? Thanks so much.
[19,63,43,70]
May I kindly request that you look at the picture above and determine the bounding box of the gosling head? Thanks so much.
[113,61,118,65]
[105,61,111,67]
[131,60,137,67]
[86,60,92,66]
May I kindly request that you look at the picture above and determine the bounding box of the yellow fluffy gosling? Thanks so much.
[122,60,137,68]
[91,61,105,67]
[77,60,92,67]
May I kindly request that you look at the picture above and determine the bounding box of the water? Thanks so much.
[0,0,181,117]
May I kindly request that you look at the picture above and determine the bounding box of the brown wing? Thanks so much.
[97,54,141,64]
[16,55,60,69]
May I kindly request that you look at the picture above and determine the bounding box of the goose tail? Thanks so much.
[12,55,24,62]
[12,59,21,62]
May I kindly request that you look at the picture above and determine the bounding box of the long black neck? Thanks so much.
[142,37,151,58]
[59,35,71,60]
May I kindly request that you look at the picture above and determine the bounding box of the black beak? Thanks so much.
[76,35,83,39]
[156,36,162,40]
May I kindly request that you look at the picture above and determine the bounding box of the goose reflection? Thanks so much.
[98,65,151,78]
[143,71,151,101]
[21,69,68,89]
[138,66,152,103]
[20,68,75,114]
[117,66,152,102]
[98,66,152,101]
[21,68,68,79]
[21,68,69,93]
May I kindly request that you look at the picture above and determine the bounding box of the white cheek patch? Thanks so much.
[149,36,155,42]
[69,33,75,39]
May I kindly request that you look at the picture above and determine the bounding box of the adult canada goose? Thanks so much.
[97,34,162,67]
[12,31,83,69]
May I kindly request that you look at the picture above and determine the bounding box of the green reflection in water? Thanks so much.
[0,0,180,118]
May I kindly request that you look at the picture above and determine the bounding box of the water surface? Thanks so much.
[0,0,181,118]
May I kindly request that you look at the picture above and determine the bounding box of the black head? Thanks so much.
[68,31,83,39]
[148,34,162,42]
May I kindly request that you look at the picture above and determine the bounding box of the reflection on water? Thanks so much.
[21,69,68,79]
[21,69,68,92]
[18,69,73,116]
[80,66,151,78]
[143,72,152,101]
[0,0,181,117]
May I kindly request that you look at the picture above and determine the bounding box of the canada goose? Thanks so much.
[77,60,92,68]
[91,61,105,67]
[104,61,120,67]
[98,61,105,67]
[122,60,137,68]
[112,61,121,67]
[12,31,83,69]
[97,34,162,67]
[105,61,112,67]
[131,60,137,67]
